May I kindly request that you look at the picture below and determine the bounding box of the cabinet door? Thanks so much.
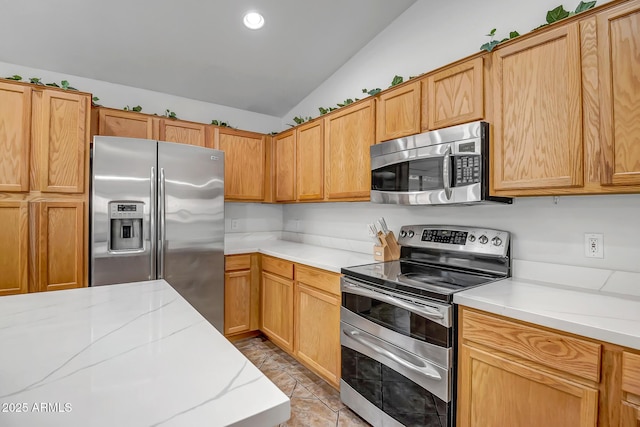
[261,271,293,352]
[0,200,29,296]
[217,128,266,201]
[621,402,640,427]
[294,282,340,388]
[0,82,31,192]
[274,130,296,202]
[296,120,324,201]
[34,90,89,194]
[598,2,640,186]
[324,100,375,200]
[376,81,421,142]
[458,344,599,427]
[32,200,85,292]
[493,24,584,192]
[224,270,251,335]
[98,108,154,139]
[425,56,484,131]
[159,119,209,147]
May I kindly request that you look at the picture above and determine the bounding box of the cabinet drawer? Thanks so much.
[225,254,251,271]
[461,309,601,382]
[295,264,340,297]
[623,351,640,396]
[262,255,294,279]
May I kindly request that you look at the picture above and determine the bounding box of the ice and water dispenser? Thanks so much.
[109,202,144,252]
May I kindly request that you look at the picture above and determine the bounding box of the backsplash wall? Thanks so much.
[282,195,640,273]
[225,203,283,234]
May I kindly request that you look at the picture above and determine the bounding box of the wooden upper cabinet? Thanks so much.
[376,80,421,142]
[297,120,324,201]
[598,2,640,187]
[97,108,154,139]
[33,89,90,194]
[216,128,266,201]
[424,56,484,131]
[492,23,584,192]
[0,200,29,296]
[31,200,85,292]
[324,99,375,200]
[159,119,210,147]
[0,82,31,192]
[274,130,296,202]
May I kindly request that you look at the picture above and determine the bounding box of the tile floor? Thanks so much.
[233,335,371,427]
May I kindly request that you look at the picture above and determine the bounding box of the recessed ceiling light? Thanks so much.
[243,11,264,30]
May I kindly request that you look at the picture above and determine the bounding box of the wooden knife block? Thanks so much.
[373,231,401,261]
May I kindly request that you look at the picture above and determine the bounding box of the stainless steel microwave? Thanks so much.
[370,121,511,206]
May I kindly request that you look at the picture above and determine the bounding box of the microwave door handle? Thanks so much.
[443,146,452,200]
[342,281,445,321]
[344,328,442,380]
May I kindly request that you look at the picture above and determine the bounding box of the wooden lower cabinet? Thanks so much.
[261,270,294,352]
[0,200,29,296]
[622,351,640,426]
[257,256,342,389]
[224,270,252,335]
[458,307,640,427]
[31,200,85,292]
[458,344,599,427]
[621,402,640,426]
[294,265,341,388]
[224,254,260,337]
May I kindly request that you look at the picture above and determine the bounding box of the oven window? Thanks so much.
[342,293,451,347]
[342,346,449,426]
[371,158,444,192]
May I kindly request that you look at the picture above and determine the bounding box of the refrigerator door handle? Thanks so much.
[150,167,157,279]
[158,167,166,279]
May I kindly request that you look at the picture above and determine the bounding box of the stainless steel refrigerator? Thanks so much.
[90,136,225,331]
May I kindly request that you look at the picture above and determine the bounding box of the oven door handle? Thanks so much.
[443,146,452,200]
[342,281,445,321]
[344,328,442,380]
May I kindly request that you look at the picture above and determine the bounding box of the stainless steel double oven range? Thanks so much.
[340,225,511,427]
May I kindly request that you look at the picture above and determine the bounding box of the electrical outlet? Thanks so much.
[584,233,604,258]
[231,219,239,230]
[295,220,301,231]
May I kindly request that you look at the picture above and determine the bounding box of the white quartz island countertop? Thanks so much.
[454,277,640,350]
[0,280,290,427]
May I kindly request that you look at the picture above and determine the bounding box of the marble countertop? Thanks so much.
[0,280,290,427]
[225,238,374,273]
[454,262,640,350]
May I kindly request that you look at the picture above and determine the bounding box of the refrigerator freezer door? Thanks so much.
[158,142,225,331]
[91,137,157,286]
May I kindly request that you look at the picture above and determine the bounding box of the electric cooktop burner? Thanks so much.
[341,225,511,303]
[342,260,497,302]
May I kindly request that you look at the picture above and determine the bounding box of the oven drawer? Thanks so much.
[341,321,450,403]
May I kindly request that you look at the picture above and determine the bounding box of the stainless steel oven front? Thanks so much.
[340,277,454,427]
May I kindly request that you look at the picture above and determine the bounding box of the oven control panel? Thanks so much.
[398,225,510,257]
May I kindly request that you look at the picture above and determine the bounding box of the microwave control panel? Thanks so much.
[455,155,481,186]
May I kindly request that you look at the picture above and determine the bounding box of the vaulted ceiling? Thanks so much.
[0,0,417,116]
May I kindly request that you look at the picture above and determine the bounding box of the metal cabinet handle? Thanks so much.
[342,281,445,321]
[158,167,166,279]
[443,146,452,200]
[150,167,157,279]
[344,328,442,380]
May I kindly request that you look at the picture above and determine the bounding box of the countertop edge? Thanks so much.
[454,283,640,350]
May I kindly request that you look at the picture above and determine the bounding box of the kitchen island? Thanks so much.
[0,280,290,427]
